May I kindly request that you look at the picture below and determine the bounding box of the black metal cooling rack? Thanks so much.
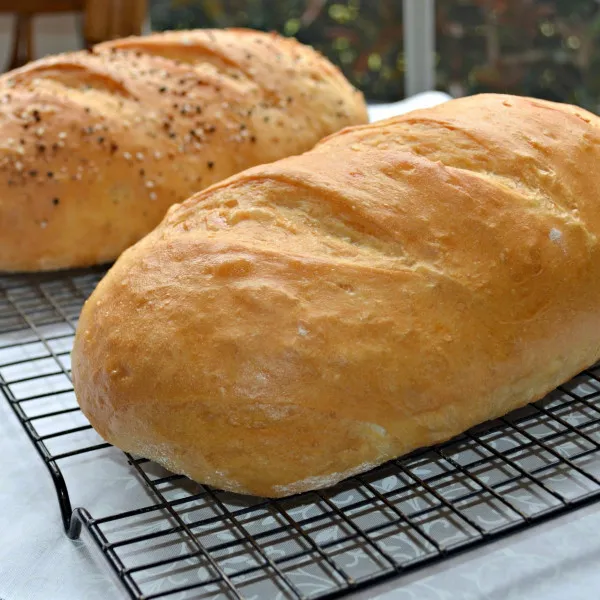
[2,268,600,600]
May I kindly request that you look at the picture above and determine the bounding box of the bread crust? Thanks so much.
[72,94,600,497]
[0,29,367,272]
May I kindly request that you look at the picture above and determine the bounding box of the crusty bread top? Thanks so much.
[0,28,367,271]
[73,94,600,496]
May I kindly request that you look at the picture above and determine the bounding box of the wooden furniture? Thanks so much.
[83,0,147,47]
[0,0,147,71]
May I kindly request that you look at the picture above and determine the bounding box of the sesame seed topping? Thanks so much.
[154,151,162,159]
[40,220,48,229]
[145,180,155,188]
[14,161,23,171]
[36,127,45,137]
[136,152,144,161]
[149,191,157,200]
[58,132,67,139]
[123,152,132,160]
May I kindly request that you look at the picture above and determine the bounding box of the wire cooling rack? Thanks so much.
[2,269,600,600]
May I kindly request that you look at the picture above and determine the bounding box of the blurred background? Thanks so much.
[0,0,598,112]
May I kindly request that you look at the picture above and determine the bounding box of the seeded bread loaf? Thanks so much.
[0,29,367,272]
[73,93,600,497]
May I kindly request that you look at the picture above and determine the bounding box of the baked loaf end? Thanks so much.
[73,94,600,496]
[0,28,367,272]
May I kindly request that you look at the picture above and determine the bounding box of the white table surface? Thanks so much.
[2,93,600,600]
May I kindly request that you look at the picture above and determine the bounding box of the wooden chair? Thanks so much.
[83,0,147,47]
[0,0,147,71]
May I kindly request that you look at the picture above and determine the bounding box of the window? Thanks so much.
[150,0,600,110]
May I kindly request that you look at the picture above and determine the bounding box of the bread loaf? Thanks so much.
[0,29,367,272]
[72,94,600,497]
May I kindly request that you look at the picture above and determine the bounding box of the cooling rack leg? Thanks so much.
[67,507,85,540]
[46,459,79,537]
[2,378,81,537]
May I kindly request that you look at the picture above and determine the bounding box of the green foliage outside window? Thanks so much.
[150,0,600,112]
[438,0,600,112]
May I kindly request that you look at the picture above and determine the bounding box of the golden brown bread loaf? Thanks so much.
[0,29,367,272]
[72,93,600,497]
